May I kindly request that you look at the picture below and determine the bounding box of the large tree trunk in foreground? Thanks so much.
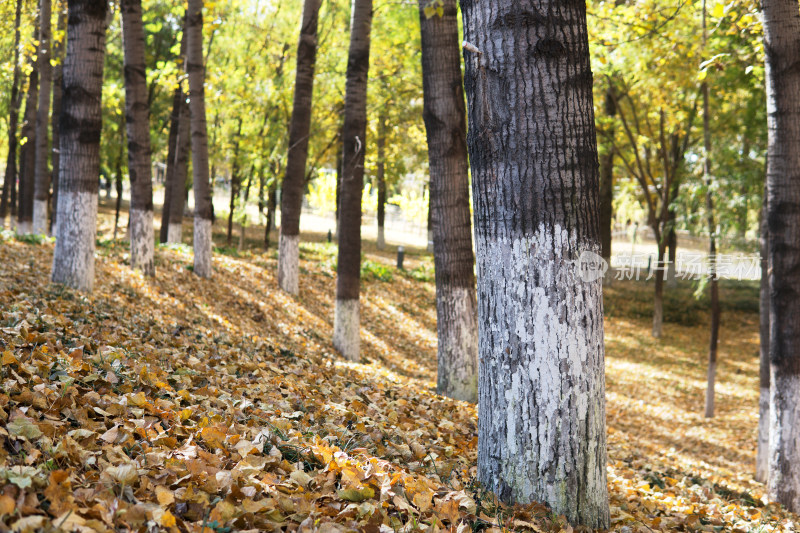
[333,0,372,360]
[186,0,214,277]
[375,112,387,251]
[51,0,109,292]
[32,0,53,235]
[50,7,66,236]
[121,0,155,275]
[419,0,478,403]
[763,0,800,513]
[462,1,609,527]
[757,205,770,483]
[279,0,322,295]
[18,57,39,234]
[1,0,24,228]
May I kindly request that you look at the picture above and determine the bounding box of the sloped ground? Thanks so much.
[0,218,795,532]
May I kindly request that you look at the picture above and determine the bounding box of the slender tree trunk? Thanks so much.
[167,95,190,243]
[227,118,242,247]
[419,0,477,403]
[426,187,433,252]
[279,0,322,294]
[113,125,124,241]
[702,0,720,418]
[186,0,214,277]
[265,178,277,249]
[333,0,373,360]
[666,216,677,288]
[375,111,387,251]
[756,202,770,483]
[599,87,615,269]
[652,237,666,338]
[121,0,155,275]
[32,0,53,234]
[239,166,253,251]
[763,0,800,513]
[51,0,109,292]
[1,0,24,228]
[49,7,66,236]
[160,88,181,243]
[462,1,609,526]
[334,142,342,239]
[18,52,39,234]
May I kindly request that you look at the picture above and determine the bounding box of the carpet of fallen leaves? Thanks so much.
[0,220,796,532]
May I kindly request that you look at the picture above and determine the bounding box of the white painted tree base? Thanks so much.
[377,226,385,250]
[16,220,32,235]
[278,233,300,295]
[476,224,608,525]
[193,217,213,278]
[768,374,800,511]
[129,208,155,276]
[333,298,360,361]
[51,191,98,292]
[436,285,478,402]
[167,223,182,244]
[32,200,49,235]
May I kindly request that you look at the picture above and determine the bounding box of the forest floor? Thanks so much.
[0,205,795,532]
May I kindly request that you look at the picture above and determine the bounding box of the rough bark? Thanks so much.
[1,0,24,227]
[333,0,372,360]
[32,0,53,235]
[419,0,478,403]
[375,112,387,251]
[279,0,322,295]
[763,0,800,514]
[599,87,615,266]
[121,0,155,275]
[186,0,214,277]
[756,203,770,483]
[51,0,109,292]
[50,7,66,236]
[461,1,609,527]
[18,54,39,234]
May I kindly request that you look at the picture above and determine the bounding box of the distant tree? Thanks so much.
[186,0,214,277]
[599,86,615,267]
[278,0,322,295]
[121,0,155,275]
[163,93,190,244]
[226,118,243,247]
[762,0,800,514]
[51,0,109,291]
[418,0,477,403]
[160,88,181,244]
[375,111,387,250]
[49,6,66,235]
[333,0,372,360]
[18,47,39,234]
[32,0,53,235]
[1,0,24,228]
[461,0,609,527]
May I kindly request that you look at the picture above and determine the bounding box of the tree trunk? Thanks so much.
[160,88,181,244]
[278,0,322,294]
[227,118,242,247]
[763,0,800,513]
[461,1,609,527]
[756,202,770,483]
[334,142,342,239]
[666,217,677,288]
[186,0,214,277]
[599,87,615,268]
[426,187,433,252]
[239,166,253,251]
[51,0,109,292]
[653,238,666,338]
[32,0,53,235]
[49,7,66,236]
[419,0,477,403]
[265,178,277,249]
[18,52,39,234]
[168,95,190,243]
[113,124,124,241]
[701,2,720,419]
[375,111,387,251]
[121,0,155,275]
[1,0,24,228]
[333,0,372,360]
